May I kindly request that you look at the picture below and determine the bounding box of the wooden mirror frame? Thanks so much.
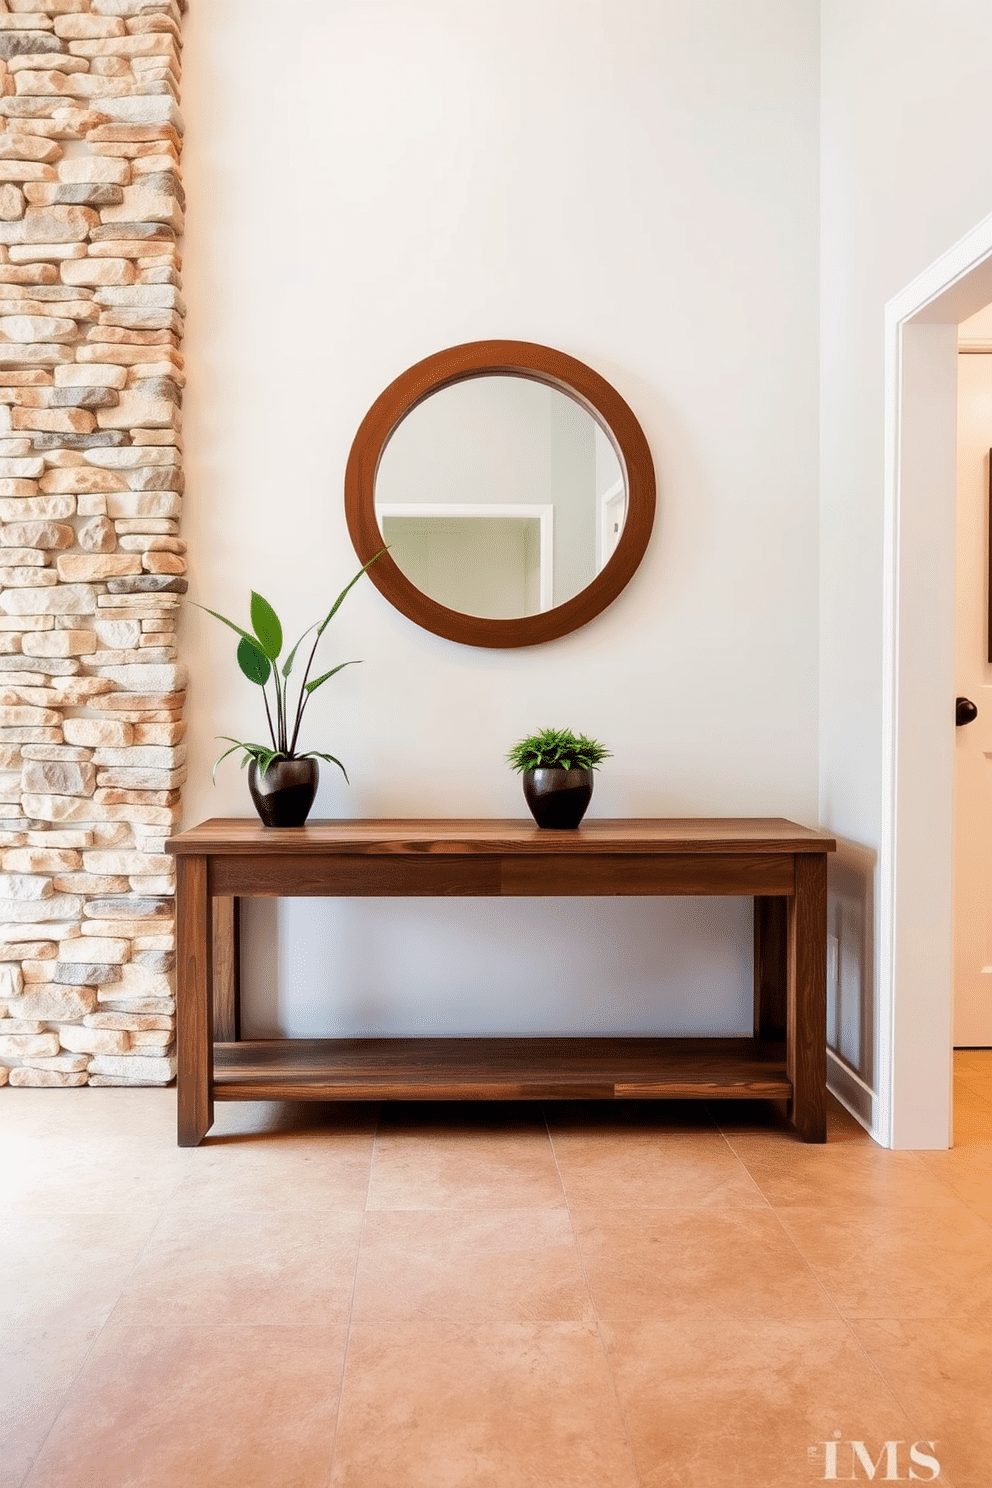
[345,339,656,648]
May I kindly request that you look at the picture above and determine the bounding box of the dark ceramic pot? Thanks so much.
[248,756,318,828]
[522,766,594,829]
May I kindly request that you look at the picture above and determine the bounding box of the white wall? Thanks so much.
[179,0,821,1038]
[819,1,992,1139]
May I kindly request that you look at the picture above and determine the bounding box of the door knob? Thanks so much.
[956,696,978,726]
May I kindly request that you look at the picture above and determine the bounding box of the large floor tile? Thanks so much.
[1,1325,98,1488]
[550,1128,766,1211]
[22,1325,347,1488]
[204,1100,379,1143]
[777,1202,992,1318]
[352,1209,593,1322]
[0,1211,159,1331]
[918,1144,992,1225]
[604,1318,948,1488]
[368,1113,566,1210]
[166,1130,374,1213]
[728,1141,954,1213]
[573,1208,834,1320]
[851,1316,992,1488]
[545,1099,719,1134]
[111,1209,364,1327]
[951,1082,992,1147]
[1,1136,191,1214]
[711,1093,870,1145]
[331,1322,639,1488]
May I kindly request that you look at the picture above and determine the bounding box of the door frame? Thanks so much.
[880,209,992,1147]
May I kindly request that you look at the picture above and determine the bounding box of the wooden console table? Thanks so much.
[166,817,835,1147]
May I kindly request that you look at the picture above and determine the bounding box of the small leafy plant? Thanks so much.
[506,726,612,773]
[197,557,379,783]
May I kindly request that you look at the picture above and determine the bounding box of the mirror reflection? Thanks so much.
[374,376,625,621]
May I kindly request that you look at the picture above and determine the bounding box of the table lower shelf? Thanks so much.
[211,1036,792,1103]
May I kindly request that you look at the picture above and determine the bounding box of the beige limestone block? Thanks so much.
[0,584,95,614]
[53,873,128,894]
[21,758,95,795]
[127,875,172,895]
[63,719,132,750]
[97,389,179,430]
[52,364,128,391]
[84,446,177,469]
[0,941,55,959]
[42,466,127,494]
[8,244,87,264]
[141,550,184,575]
[9,1067,88,1086]
[127,1031,172,1050]
[0,480,41,498]
[95,662,185,691]
[104,491,179,519]
[9,984,95,1022]
[91,744,183,769]
[0,455,44,477]
[81,916,169,938]
[59,935,127,963]
[0,549,47,568]
[0,498,75,523]
[12,407,96,434]
[0,1066,7,1085]
[76,495,107,517]
[25,827,91,847]
[94,619,140,647]
[4,848,79,872]
[0,873,53,903]
[60,256,134,287]
[57,553,139,581]
[22,629,95,657]
[97,964,170,1001]
[59,1022,129,1053]
[0,312,76,341]
[95,788,178,807]
[0,1018,45,1034]
[1,522,73,549]
[18,204,98,240]
[23,1052,90,1072]
[20,744,91,762]
[86,1051,174,1082]
[48,679,114,706]
[0,184,26,220]
[8,54,90,75]
[0,963,25,998]
[95,765,183,789]
[0,160,57,182]
[0,1030,59,1057]
[55,14,127,39]
[19,792,89,821]
[88,1011,171,1034]
[77,516,117,552]
[57,155,130,185]
[0,134,60,165]
[82,851,170,876]
[0,567,58,588]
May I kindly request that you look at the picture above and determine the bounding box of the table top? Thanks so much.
[166,817,837,858]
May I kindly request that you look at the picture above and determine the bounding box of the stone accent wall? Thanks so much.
[0,0,185,1089]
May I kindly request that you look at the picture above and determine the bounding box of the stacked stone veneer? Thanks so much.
[0,0,185,1089]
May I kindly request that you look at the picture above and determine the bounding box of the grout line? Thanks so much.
[542,1103,646,1488]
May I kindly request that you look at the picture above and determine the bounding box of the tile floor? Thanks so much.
[1,1053,990,1488]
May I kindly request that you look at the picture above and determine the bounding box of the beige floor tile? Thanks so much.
[729,1141,957,1213]
[951,1082,992,1147]
[205,1099,379,1142]
[166,1130,374,1213]
[604,1318,948,1488]
[22,1325,347,1488]
[777,1202,992,1318]
[573,1208,834,1320]
[1,1325,98,1488]
[1,1135,191,1214]
[550,1129,767,1211]
[0,1087,178,1143]
[918,1144,992,1225]
[851,1316,992,1488]
[352,1208,593,1322]
[330,1322,639,1488]
[368,1116,566,1210]
[0,1211,159,1331]
[711,1093,870,1145]
[111,1209,364,1327]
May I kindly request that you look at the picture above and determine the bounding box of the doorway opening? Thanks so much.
[881,209,992,1148]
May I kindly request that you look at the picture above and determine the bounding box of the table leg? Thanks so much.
[212,896,240,1043]
[786,853,827,1142]
[176,854,214,1147]
[753,895,788,1041]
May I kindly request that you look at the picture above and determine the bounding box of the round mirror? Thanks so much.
[345,341,656,648]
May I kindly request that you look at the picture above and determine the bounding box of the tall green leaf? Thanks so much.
[250,591,283,660]
[193,603,259,651]
[237,636,271,685]
[282,622,317,679]
[315,552,385,638]
[304,660,359,696]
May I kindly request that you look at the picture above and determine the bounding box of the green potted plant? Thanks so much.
[197,559,377,827]
[506,726,611,828]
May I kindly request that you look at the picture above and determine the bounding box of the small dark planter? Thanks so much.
[522,767,594,829]
[248,757,319,828]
